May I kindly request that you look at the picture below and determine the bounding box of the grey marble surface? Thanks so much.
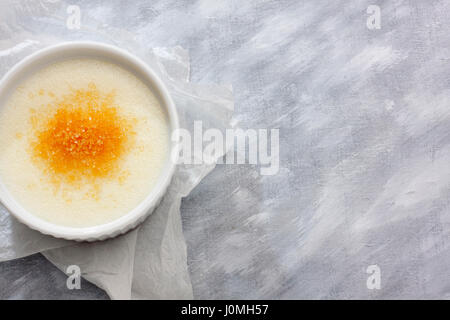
[1,0,450,299]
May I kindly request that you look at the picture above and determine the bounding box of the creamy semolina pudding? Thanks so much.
[0,59,169,227]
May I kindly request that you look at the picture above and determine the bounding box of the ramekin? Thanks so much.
[0,41,179,241]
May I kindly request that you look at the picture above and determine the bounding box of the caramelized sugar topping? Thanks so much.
[32,83,134,182]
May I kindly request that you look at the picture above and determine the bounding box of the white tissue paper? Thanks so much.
[0,3,233,299]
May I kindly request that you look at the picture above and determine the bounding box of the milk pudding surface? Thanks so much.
[0,59,169,227]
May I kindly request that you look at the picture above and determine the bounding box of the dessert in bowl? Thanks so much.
[0,42,178,241]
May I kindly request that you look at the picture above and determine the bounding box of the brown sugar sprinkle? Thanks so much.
[32,83,135,183]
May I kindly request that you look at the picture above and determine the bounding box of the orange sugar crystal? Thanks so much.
[32,83,134,182]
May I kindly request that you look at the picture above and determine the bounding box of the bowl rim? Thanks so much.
[0,41,179,241]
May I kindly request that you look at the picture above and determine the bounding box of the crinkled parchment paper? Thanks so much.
[0,1,233,299]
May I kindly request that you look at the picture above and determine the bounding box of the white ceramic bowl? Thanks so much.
[0,42,179,241]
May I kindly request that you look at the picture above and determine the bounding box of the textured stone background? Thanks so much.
[1,0,450,299]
